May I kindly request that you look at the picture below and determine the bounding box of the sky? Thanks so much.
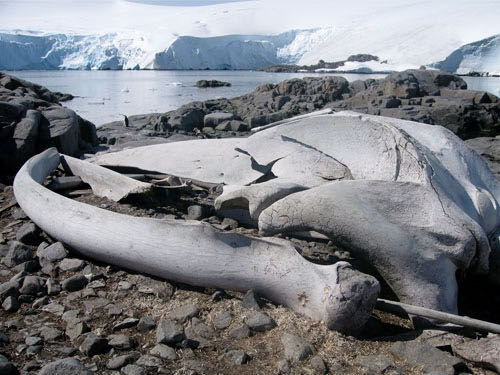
[0,0,498,66]
[125,0,252,5]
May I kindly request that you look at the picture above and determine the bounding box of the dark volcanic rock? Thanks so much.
[196,79,231,88]
[280,333,314,362]
[39,357,93,375]
[15,222,41,245]
[390,341,462,375]
[452,335,500,372]
[3,240,34,267]
[0,72,98,175]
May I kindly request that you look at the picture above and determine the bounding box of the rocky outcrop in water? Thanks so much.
[0,73,98,176]
[97,69,500,149]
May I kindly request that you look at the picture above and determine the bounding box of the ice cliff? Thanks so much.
[433,35,500,75]
[0,32,147,70]
[152,30,329,70]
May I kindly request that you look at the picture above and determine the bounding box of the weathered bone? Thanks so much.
[61,154,155,201]
[90,111,500,314]
[13,148,380,334]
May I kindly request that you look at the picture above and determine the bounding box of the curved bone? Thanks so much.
[13,148,379,334]
[258,180,490,313]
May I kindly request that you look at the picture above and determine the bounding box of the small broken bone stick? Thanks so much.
[376,299,500,334]
[13,148,380,334]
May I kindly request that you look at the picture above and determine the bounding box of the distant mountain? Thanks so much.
[432,35,500,75]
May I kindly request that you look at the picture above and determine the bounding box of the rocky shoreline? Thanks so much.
[1,70,500,374]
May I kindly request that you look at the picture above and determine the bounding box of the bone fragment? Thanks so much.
[61,154,157,202]
[13,148,380,334]
[376,299,500,334]
[89,138,268,185]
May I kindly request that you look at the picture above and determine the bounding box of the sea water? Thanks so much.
[8,70,500,127]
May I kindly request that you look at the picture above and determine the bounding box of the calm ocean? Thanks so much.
[9,70,500,127]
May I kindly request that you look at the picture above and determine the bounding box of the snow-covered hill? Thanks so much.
[432,35,500,75]
[0,0,499,72]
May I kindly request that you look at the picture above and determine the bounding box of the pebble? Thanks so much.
[187,205,205,220]
[310,355,327,374]
[87,280,106,289]
[60,258,86,272]
[168,303,200,323]
[3,241,33,267]
[191,317,216,339]
[39,326,63,341]
[62,274,89,292]
[228,324,251,339]
[19,275,46,295]
[184,326,213,349]
[15,222,41,245]
[41,302,65,316]
[11,207,27,220]
[26,344,43,355]
[137,316,156,332]
[62,309,80,322]
[32,296,49,308]
[211,289,228,301]
[244,311,276,332]
[452,335,500,372]
[242,289,261,310]
[121,364,145,375]
[0,244,8,257]
[281,333,314,362]
[0,331,9,344]
[220,349,250,365]
[156,319,185,344]
[79,332,109,356]
[46,278,62,295]
[150,344,179,360]
[108,334,136,350]
[277,359,291,374]
[37,241,68,264]
[38,357,93,375]
[2,295,19,312]
[113,317,139,331]
[220,217,239,230]
[107,353,138,370]
[390,341,461,375]
[136,355,162,367]
[0,280,21,300]
[25,336,42,346]
[66,320,90,341]
[213,311,233,330]
[118,281,133,290]
[355,354,399,374]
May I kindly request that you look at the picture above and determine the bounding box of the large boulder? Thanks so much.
[0,72,98,175]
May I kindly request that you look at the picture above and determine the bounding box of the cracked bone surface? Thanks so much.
[13,148,379,334]
[92,111,500,314]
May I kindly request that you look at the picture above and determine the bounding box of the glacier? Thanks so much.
[433,35,500,76]
[0,32,149,70]
[152,30,332,70]
[1,0,499,72]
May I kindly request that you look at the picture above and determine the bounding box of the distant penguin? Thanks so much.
[122,115,129,128]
